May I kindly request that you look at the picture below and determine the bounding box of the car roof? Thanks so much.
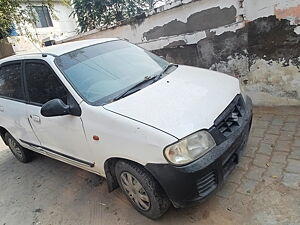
[0,38,118,63]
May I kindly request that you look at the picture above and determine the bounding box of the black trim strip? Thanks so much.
[19,139,95,167]
[0,96,27,104]
[41,53,58,57]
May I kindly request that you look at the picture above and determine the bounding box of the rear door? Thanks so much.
[23,59,94,168]
[0,61,40,146]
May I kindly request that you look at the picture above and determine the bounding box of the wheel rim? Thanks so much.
[8,138,23,158]
[120,172,150,211]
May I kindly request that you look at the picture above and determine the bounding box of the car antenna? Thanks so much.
[30,40,47,57]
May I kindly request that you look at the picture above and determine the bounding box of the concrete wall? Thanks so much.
[0,39,15,59]
[243,0,300,105]
[60,0,300,106]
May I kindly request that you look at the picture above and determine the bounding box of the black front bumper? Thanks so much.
[145,96,253,208]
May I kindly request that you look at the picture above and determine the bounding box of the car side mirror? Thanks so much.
[41,99,72,117]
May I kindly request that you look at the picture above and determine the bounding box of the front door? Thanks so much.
[23,60,94,167]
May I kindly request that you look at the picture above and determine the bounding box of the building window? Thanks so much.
[33,6,53,28]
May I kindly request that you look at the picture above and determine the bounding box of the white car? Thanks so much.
[0,39,252,219]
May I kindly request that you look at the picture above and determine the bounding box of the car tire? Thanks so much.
[5,133,34,163]
[115,160,170,219]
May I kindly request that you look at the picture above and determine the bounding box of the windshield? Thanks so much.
[55,40,169,105]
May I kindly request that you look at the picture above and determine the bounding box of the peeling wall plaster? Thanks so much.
[248,16,300,65]
[143,6,237,40]
[246,16,300,105]
[247,59,300,98]
[154,15,300,106]
[60,0,300,106]
[209,54,249,78]
[295,26,300,34]
[246,59,300,106]
[275,4,300,23]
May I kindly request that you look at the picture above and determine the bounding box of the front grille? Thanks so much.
[215,95,245,138]
[223,153,238,178]
[196,171,217,197]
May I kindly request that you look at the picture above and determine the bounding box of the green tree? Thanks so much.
[72,0,163,33]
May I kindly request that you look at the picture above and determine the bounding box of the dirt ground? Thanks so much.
[0,107,299,225]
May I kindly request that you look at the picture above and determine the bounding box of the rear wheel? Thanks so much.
[5,133,33,163]
[115,160,170,219]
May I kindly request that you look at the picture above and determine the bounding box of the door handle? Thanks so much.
[0,106,4,112]
[30,115,41,122]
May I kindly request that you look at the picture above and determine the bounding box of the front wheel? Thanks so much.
[115,160,170,219]
[5,133,34,163]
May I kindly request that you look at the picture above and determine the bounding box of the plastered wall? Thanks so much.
[58,0,300,106]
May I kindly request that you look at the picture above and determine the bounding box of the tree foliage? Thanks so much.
[72,0,163,33]
[0,0,66,40]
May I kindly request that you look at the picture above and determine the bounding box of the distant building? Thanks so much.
[8,0,78,54]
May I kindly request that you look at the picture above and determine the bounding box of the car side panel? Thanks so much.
[80,102,177,176]
[0,98,41,146]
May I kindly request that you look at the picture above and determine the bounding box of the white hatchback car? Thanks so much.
[0,39,252,219]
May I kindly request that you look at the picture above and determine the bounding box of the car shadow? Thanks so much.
[0,149,236,225]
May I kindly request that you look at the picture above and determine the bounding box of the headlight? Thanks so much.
[164,130,216,165]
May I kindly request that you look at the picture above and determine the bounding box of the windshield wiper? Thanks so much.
[112,63,178,102]
[153,63,178,82]
[112,75,157,102]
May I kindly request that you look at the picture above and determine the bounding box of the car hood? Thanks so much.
[104,65,240,139]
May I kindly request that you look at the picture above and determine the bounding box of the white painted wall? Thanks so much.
[61,0,300,49]
[61,0,242,50]
[10,1,77,54]
[241,0,300,106]
[60,0,300,106]
[245,0,300,22]
[28,2,77,42]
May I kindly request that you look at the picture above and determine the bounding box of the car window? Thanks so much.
[0,63,25,101]
[25,62,68,105]
[55,40,169,105]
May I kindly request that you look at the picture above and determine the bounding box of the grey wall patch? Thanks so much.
[197,30,248,69]
[164,40,187,48]
[153,44,199,66]
[143,6,237,40]
[153,30,247,70]
[152,16,300,102]
[248,16,300,67]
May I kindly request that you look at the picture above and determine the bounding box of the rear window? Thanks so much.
[0,63,24,101]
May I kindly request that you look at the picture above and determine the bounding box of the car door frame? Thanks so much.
[0,60,43,147]
[0,60,26,104]
[22,59,70,107]
[20,58,97,172]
